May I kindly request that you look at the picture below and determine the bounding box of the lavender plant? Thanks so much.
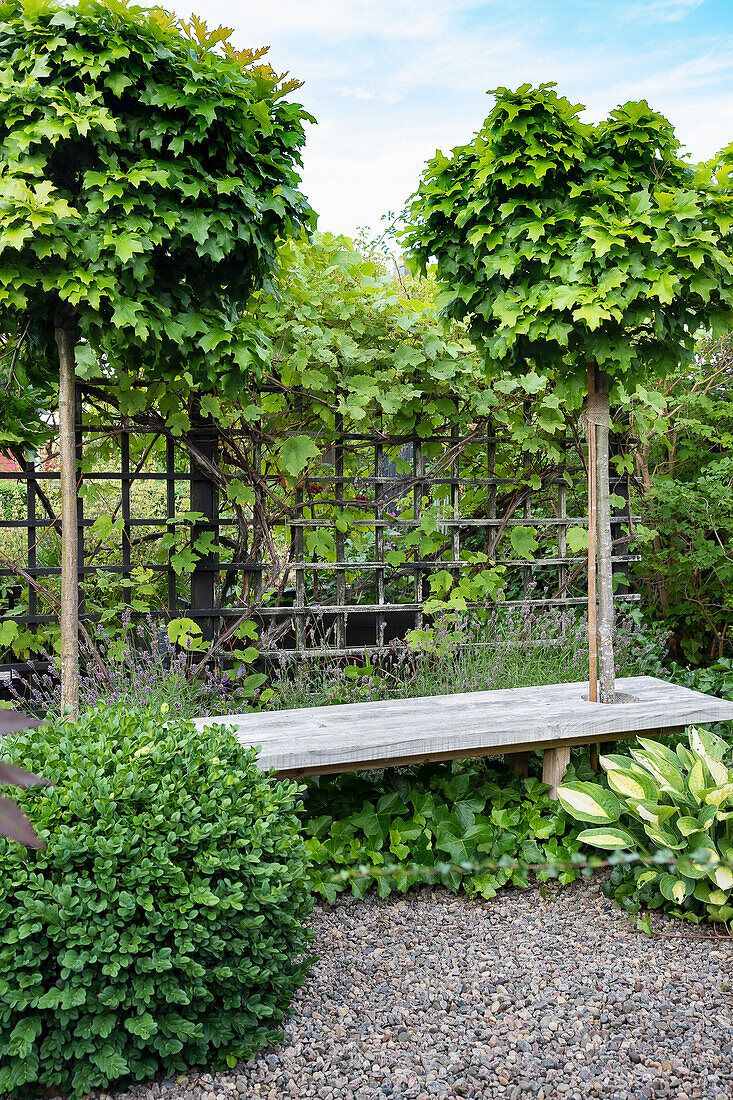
[10,606,668,721]
[11,612,263,720]
[264,607,670,712]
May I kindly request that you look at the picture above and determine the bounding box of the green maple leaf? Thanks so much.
[649,271,679,304]
[111,298,148,334]
[572,302,611,330]
[550,285,580,311]
[113,234,146,263]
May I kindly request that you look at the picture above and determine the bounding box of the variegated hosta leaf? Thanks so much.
[659,873,692,904]
[625,798,678,827]
[676,815,704,836]
[677,853,714,881]
[690,728,730,786]
[637,737,686,771]
[557,782,621,825]
[629,748,685,795]
[698,804,719,829]
[637,869,659,887]
[605,766,658,802]
[687,758,706,803]
[704,756,729,786]
[711,865,733,891]
[691,727,728,758]
[599,753,652,773]
[688,837,723,883]
[643,824,686,850]
[576,826,634,850]
[704,782,733,807]
[676,743,696,770]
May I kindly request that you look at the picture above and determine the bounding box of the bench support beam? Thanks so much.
[506,751,529,779]
[542,746,571,799]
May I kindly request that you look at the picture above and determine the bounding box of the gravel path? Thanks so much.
[104,878,732,1100]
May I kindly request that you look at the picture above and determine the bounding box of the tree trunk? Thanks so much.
[594,370,616,703]
[55,310,79,715]
[587,367,598,703]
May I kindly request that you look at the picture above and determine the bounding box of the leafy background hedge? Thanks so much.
[0,708,312,1098]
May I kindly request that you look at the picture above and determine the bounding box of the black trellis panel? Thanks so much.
[0,398,641,681]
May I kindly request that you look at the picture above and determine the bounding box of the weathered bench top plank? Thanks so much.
[194,675,733,777]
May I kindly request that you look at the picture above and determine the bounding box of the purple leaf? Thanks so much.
[0,710,41,735]
[0,795,44,848]
[0,761,50,789]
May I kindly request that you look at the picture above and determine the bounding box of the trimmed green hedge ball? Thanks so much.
[0,706,313,1097]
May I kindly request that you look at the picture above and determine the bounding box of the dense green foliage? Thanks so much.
[559,727,733,923]
[0,234,598,672]
[628,334,733,662]
[304,758,585,902]
[405,84,733,395]
[0,707,312,1097]
[214,231,582,486]
[0,0,313,440]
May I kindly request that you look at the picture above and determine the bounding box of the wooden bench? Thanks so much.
[194,675,733,796]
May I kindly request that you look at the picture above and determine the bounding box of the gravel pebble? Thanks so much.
[95,877,733,1100]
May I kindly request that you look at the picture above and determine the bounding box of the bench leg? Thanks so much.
[506,751,529,779]
[542,746,571,799]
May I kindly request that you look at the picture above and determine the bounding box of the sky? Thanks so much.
[171,0,733,241]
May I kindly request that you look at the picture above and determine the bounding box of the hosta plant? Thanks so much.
[0,706,313,1098]
[558,727,733,923]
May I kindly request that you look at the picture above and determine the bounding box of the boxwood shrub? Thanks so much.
[0,706,313,1098]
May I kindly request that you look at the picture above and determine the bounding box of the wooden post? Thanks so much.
[595,370,616,704]
[189,411,219,645]
[587,365,598,704]
[506,751,529,779]
[55,307,79,715]
[542,746,571,799]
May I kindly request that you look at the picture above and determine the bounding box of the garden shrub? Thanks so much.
[558,727,733,924]
[0,706,313,1098]
[303,759,584,901]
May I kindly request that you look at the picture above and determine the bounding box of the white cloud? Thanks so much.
[189,0,488,45]
[168,0,733,237]
[339,86,401,104]
[621,0,705,23]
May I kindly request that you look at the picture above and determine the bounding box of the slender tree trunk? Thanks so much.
[587,366,598,703]
[594,369,616,703]
[55,309,79,715]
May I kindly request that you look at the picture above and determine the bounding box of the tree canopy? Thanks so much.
[0,0,314,437]
[404,83,733,399]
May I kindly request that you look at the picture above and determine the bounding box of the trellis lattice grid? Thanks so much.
[0,400,638,678]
